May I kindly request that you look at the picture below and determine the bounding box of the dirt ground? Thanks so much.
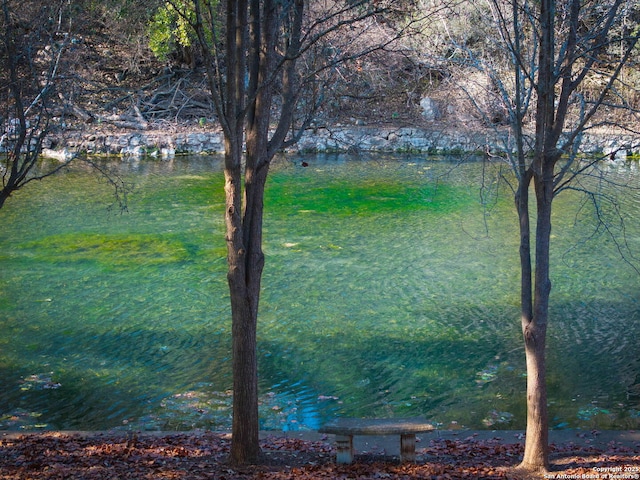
[0,429,638,479]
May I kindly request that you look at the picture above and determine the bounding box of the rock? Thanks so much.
[45,123,640,157]
[42,148,74,162]
[161,147,175,159]
[419,97,441,121]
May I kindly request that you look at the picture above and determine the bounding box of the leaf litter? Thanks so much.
[0,431,637,479]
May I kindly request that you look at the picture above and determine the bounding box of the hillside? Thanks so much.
[3,1,639,155]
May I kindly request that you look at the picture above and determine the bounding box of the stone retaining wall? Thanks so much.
[43,125,640,160]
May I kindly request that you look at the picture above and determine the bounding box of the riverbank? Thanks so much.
[6,427,639,451]
[42,122,640,160]
[1,429,638,479]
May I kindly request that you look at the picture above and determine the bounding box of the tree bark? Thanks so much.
[225,0,279,464]
[517,0,556,469]
[489,0,637,471]
[520,315,549,471]
[225,144,264,465]
[519,166,554,472]
[0,190,9,209]
[189,0,402,465]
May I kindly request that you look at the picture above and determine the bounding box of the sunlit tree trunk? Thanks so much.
[517,0,555,469]
[519,166,554,472]
[457,0,636,471]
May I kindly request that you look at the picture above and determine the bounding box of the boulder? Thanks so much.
[419,97,441,122]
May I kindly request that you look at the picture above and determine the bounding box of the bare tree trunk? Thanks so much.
[0,190,10,209]
[516,174,533,323]
[225,143,264,465]
[221,0,263,463]
[517,0,556,468]
[516,159,553,471]
[188,0,408,465]
[486,0,637,472]
[520,313,549,471]
[519,167,554,471]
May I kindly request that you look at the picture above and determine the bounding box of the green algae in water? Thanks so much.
[266,164,475,217]
[22,233,191,267]
[0,154,639,431]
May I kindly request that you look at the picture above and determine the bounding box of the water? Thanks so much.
[0,154,638,432]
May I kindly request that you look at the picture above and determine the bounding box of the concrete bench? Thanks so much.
[319,417,435,464]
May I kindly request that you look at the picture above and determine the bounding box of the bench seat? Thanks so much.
[319,417,435,463]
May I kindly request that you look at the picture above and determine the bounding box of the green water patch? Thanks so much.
[21,233,191,267]
[266,172,474,217]
[133,174,224,215]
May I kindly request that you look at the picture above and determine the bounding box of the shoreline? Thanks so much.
[41,124,640,160]
[2,428,639,450]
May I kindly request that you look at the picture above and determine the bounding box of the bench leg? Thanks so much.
[335,434,354,464]
[400,433,416,462]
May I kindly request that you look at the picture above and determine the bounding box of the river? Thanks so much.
[0,153,638,432]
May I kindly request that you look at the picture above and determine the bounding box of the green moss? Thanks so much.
[23,233,190,267]
[267,177,472,217]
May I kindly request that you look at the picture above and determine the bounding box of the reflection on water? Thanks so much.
[0,154,638,431]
